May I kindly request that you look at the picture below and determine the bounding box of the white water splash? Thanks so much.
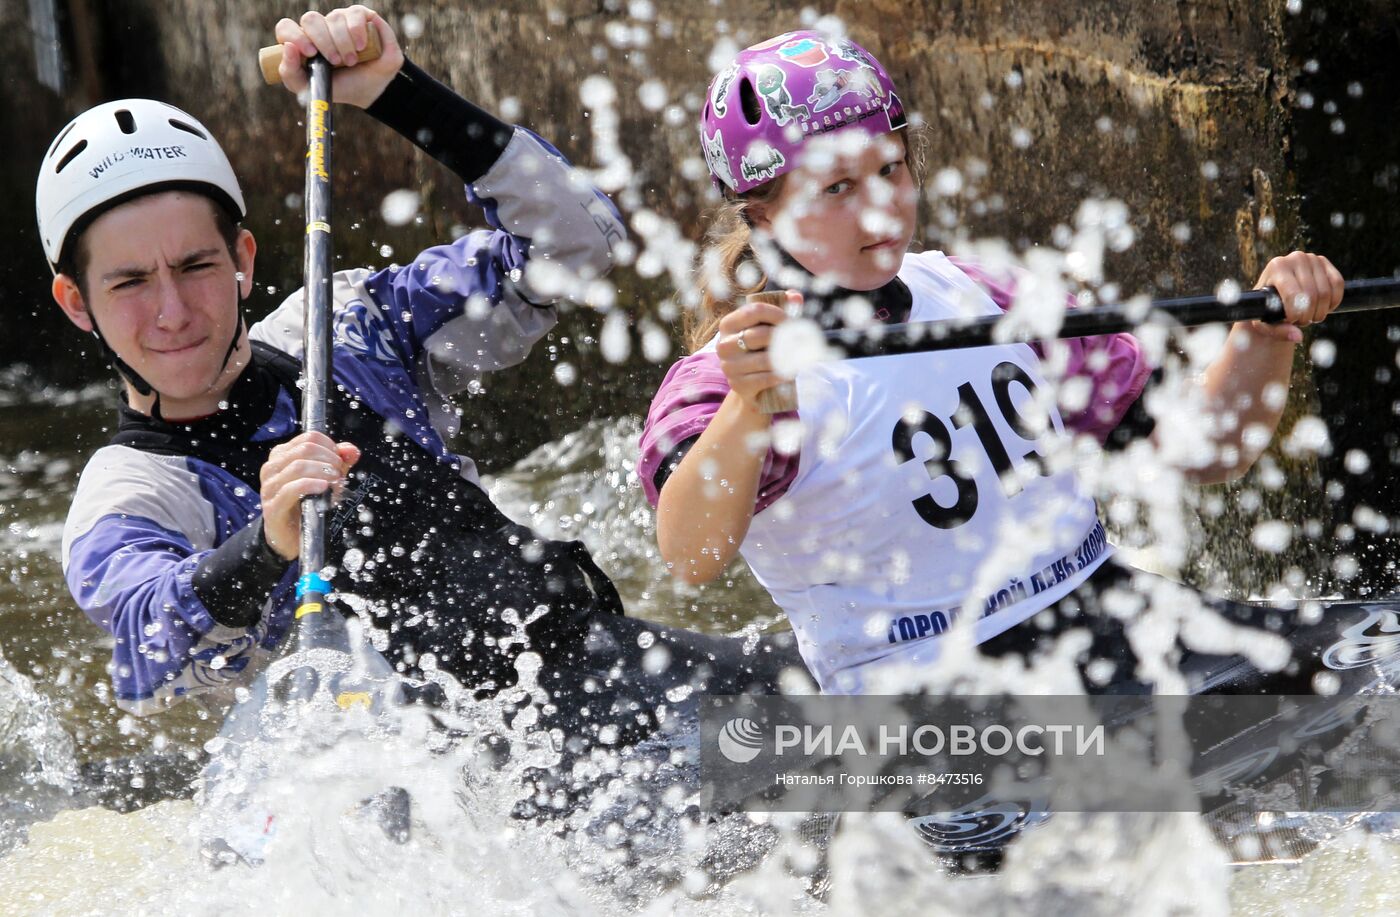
[379,189,421,227]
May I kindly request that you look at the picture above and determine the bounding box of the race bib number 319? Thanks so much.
[891,360,1052,530]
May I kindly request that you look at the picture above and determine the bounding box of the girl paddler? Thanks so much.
[640,30,1347,696]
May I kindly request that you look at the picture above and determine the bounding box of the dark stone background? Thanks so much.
[4,0,1398,593]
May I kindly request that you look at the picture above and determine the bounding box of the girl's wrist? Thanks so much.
[1238,319,1302,346]
[724,389,775,425]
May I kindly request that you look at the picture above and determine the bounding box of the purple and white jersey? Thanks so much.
[639,252,1153,692]
[61,127,624,715]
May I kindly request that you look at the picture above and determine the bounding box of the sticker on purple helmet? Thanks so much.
[701,128,736,189]
[836,40,880,70]
[739,145,786,185]
[808,68,879,114]
[756,65,811,127]
[777,36,830,68]
[803,92,906,138]
[711,63,740,119]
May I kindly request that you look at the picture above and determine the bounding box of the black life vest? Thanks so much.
[110,341,623,696]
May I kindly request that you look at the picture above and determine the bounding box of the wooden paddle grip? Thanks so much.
[746,291,799,414]
[259,25,383,85]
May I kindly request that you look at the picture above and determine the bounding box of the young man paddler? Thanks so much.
[40,6,799,754]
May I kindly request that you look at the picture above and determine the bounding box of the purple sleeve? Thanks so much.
[359,128,626,375]
[638,351,800,514]
[948,256,1155,444]
[360,229,519,367]
[65,515,279,706]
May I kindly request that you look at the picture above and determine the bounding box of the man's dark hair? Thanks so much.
[56,191,242,296]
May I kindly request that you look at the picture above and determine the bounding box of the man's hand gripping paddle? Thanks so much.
[200,34,411,868]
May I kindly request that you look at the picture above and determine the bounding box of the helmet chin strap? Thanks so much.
[84,309,164,419]
[218,272,248,391]
[87,274,248,424]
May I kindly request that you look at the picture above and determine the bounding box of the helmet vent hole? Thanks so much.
[47,122,77,159]
[740,77,762,126]
[54,140,88,174]
[168,119,208,140]
[115,109,136,134]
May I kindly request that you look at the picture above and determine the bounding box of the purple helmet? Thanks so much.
[699,30,907,195]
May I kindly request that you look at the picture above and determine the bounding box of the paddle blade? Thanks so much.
[197,643,412,868]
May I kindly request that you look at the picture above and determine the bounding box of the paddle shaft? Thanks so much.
[294,55,335,637]
[200,56,390,871]
[828,277,1400,360]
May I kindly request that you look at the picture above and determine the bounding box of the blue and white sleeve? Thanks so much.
[359,128,626,391]
[361,59,624,389]
[61,448,287,715]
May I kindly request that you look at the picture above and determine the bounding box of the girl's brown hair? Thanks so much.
[684,126,927,354]
[684,179,787,353]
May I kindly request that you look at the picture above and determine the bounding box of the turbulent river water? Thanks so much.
[3,375,1400,916]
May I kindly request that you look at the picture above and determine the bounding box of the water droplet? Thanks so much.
[600,311,631,364]
[1333,554,1360,580]
[642,644,672,674]
[1251,520,1293,553]
[1345,449,1371,474]
[932,168,963,196]
[638,79,667,111]
[580,75,617,108]
[380,190,421,227]
[1312,670,1340,696]
[641,322,671,363]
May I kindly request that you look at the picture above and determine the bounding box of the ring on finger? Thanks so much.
[736,329,749,352]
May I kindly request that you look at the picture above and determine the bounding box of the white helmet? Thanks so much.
[35,99,246,272]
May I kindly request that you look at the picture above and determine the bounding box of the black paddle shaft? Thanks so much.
[294,54,337,640]
[826,277,1400,359]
